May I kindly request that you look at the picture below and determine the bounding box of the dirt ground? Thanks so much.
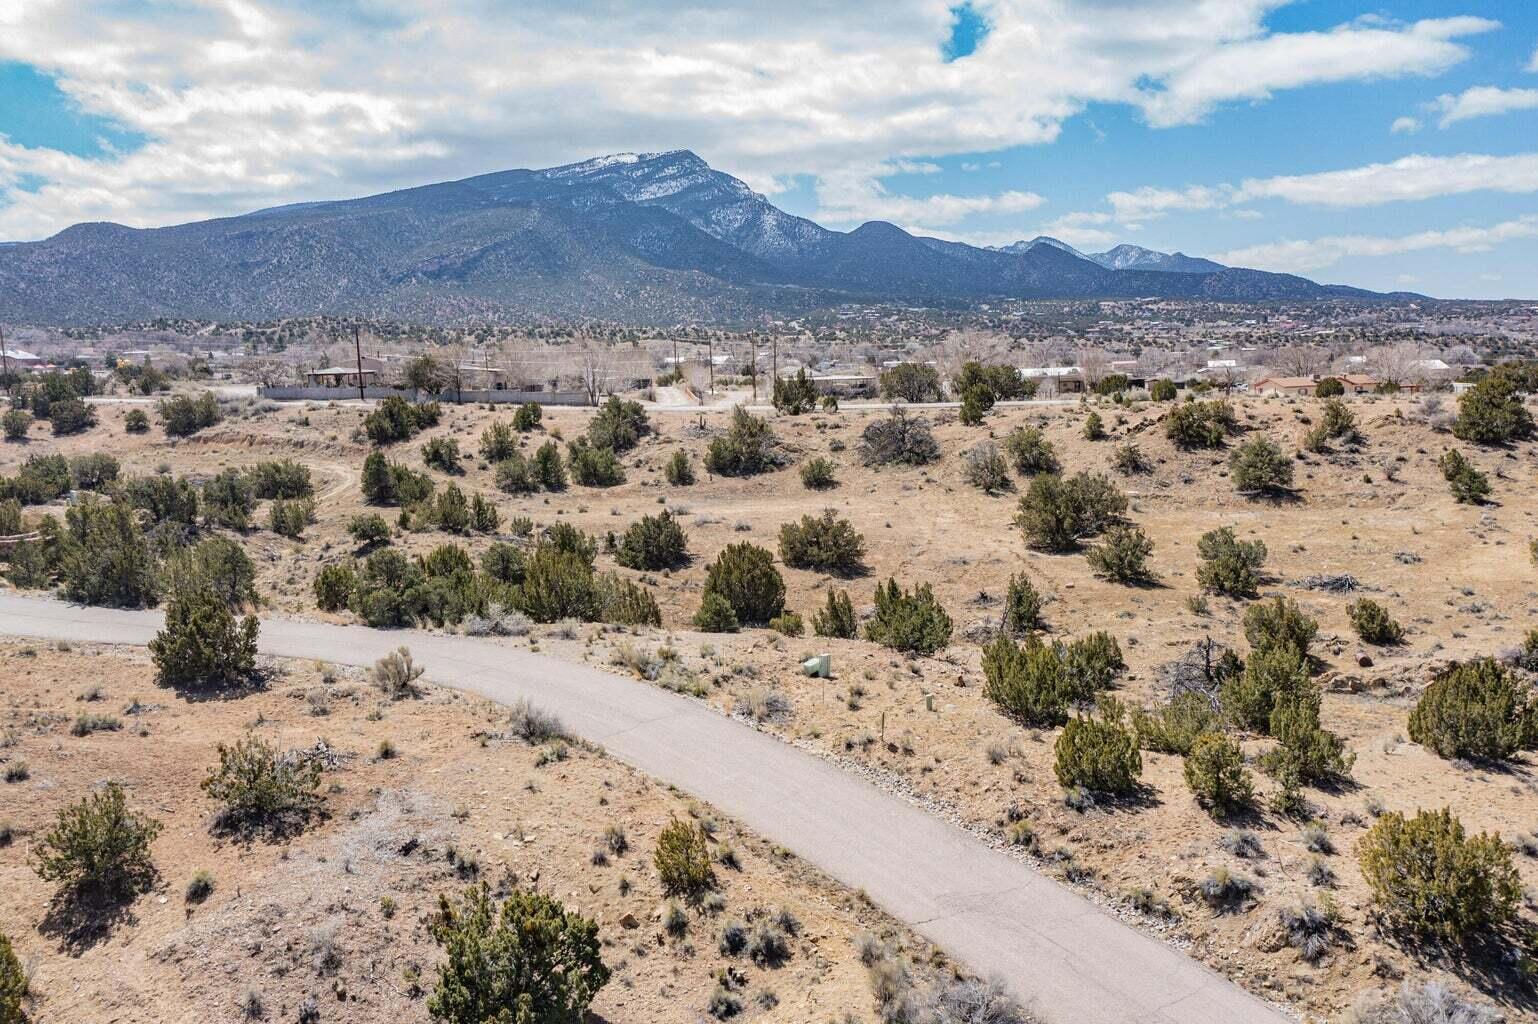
[0,640,946,1024]
[3,389,1538,1022]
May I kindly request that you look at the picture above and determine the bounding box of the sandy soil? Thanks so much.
[3,389,1538,1021]
[0,640,943,1024]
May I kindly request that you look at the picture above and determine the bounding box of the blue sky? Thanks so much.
[0,0,1536,298]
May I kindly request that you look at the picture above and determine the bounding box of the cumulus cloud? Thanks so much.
[1233,152,1538,205]
[1390,116,1421,133]
[1216,215,1538,273]
[814,163,1044,226]
[1530,43,1538,72]
[0,0,1501,239]
[1428,85,1538,127]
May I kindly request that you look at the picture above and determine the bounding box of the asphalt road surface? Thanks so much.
[0,593,1292,1024]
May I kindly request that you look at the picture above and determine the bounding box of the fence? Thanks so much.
[257,386,594,406]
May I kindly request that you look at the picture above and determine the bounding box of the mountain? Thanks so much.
[992,235,1088,259]
[1091,244,1226,275]
[0,150,1410,325]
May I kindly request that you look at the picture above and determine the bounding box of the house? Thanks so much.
[1018,366,1086,394]
[306,366,379,388]
[0,348,43,369]
[1250,376,1319,397]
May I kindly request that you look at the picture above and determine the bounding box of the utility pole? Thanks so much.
[707,337,714,394]
[772,336,779,385]
[750,336,757,401]
[0,323,11,392]
[353,323,365,401]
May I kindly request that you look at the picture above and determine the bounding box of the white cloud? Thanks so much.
[1529,43,1538,72]
[1233,152,1538,206]
[1105,185,1227,224]
[1390,115,1421,133]
[1216,215,1538,273]
[813,163,1043,226]
[1428,85,1538,127]
[0,1,1502,239]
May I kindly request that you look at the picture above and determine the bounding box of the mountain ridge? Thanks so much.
[0,150,1421,325]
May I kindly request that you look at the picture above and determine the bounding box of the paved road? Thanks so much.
[0,593,1291,1024]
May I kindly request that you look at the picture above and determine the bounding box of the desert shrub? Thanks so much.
[158,392,222,437]
[58,497,160,608]
[1,408,31,441]
[348,513,391,548]
[811,589,857,639]
[1081,411,1106,441]
[1314,377,1344,398]
[982,634,1071,726]
[962,442,1010,493]
[1317,398,1360,443]
[268,497,315,539]
[665,450,695,486]
[879,362,944,403]
[1243,596,1317,661]
[350,549,426,627]
[693,592,740,633]
[1165,399,1235,448]
[958,385,991,425]
[314,563,356,611]
[173,533,258,609]
[543,522,597,566]
[799,456,837,490]
[248,459,313,499]
[1229,436,1293,495]
[120,473,199,529]
[480,543,525,586]
[514,544,600,623]
[597,574,662,627]
[772,368,819,415]
[424,482,473,534]
[478,421,516,462]
[953,360,1031,403]
[124,408,149,433]
[865,578,951,655]
[615,511,688,571]
[1346,983,1500,1024]
[422,437,463,474]
[1149,378,1177,401]
[1054,700,1141,796]
[1002,425,1059,475]
[69,453,119,491]
[32,781,161,904]
[587,395,650,452]
[655,817,715,899]
[858,407,939,467]
[1014,471,1126,552]
[700,543,784,626]
[1221,645,1306,733]
[1062,631,1125,695]
[1132,692,1219,754]
[150,580,259,690]
[512,401,542,431]
[778,509,866,575]
[427,882,609,1024]
[1358,808,1520,945]
[705,407,780,477]
[1086,524,1154,584]
[373,646,425,699]
[1348,599,1404,646]
[362,395,435,445]
[1437,449,1489,504]
[363,451,435,506]
[202,468,255,530]
[1407,658,1536,762]
[1110,443,1150,474]
[1000,573,1042,634]
[10,452,71,504]
[766,612,803,637]
[1196,526,1267,598]
[50,396,98,435]
[566,441,624,487]
[531,441,567,490]
[201,733,322,836]
[1452,375,1533,446]
[0,498,20,535]
[493,453,535,494]
[0,930,22,1022]
[1184,732,1253,817]
[1264,685,1354,784]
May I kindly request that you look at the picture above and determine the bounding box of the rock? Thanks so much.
[1356,651,1373,668]
[619,912,639,929]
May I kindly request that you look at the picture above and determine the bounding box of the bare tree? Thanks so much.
[574,336,619,405]
[1368,342,1424,387]
[1077,347,1109,389]
[1270,344,1327,378]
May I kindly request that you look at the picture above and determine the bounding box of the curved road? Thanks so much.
[0,593,1290,1024]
